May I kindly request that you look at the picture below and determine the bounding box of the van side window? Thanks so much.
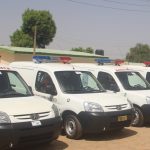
[146,72,150,84]
[35,71,57,94]
[97,72,119,92]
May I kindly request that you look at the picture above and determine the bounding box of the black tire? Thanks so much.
[64,114,83,139]
[131,106,144,127]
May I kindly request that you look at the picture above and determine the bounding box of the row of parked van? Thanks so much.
[1,56,150,149]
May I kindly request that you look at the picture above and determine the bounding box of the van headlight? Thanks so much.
[52,104,59,117]
[0,112,11,124]
[84,102,104,112]
[146,96,150,104]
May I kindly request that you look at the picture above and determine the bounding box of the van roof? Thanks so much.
[0,65,11,70]
[10,61,88,72]
[122,64,150,72]
[73,63,137,73]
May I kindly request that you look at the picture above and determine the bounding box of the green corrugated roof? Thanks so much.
[0,46,107,58]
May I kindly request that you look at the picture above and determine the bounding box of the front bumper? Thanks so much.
[78,109,134,134]
[141,104,150,123]
[0,117,62,149]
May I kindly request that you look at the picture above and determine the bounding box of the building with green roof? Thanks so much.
[0,46,107,64]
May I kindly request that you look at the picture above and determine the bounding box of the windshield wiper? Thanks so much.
[63,89,105,94]
[63,89,84,93]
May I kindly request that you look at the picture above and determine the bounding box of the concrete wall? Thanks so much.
[15,53,33,61]
[0,51,15,64]
[71,56,96,63]
[0,52,97,64]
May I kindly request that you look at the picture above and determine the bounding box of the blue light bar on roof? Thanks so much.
[32,55,51,63]
[32,55,72,64]
[95,58,112,65]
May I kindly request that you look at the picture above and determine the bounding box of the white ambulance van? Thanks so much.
[0,65,61,149]
[10,56,134,140]
[73,59,150,127]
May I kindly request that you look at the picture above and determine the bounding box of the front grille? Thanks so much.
[105,104,127,110]
[14,111,50,121]
[19,132,53,144]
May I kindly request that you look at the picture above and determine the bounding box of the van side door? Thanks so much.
[33,70,57,101]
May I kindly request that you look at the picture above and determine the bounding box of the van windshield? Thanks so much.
[55,71,105,94]
[115,71,150,90]
[0,70,33,98]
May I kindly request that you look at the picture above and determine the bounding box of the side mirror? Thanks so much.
[50,89,57,96]
[109,84,120,92]
[46,85,57,96]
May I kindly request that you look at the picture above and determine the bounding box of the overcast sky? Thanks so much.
[0,0,150,58]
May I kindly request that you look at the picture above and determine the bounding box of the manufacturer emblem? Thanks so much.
[31,114,39,120]
[116,105,122,110]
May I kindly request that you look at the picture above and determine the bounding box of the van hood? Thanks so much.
[127,90,150,98]
[126,90,150,105]
[0,96,53,115]
[67,92,128,106]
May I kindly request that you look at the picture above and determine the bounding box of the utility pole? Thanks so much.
[33,25,37,56]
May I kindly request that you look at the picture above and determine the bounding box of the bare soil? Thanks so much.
[17,127,150,150]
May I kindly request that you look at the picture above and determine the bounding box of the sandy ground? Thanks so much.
[16,126,150,150]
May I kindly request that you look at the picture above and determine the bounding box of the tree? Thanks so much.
[71,47,85,52]
[10,29,33,47]
[71,47,94,54]
[126,43,150,63]
[10,9,56,48]
[85,47,94,54]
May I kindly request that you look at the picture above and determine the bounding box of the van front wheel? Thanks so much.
[131,106,144,127]
[64,114,83,139]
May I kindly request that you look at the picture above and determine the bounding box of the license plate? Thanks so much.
[118,115,127,122]
[31,120,41,126]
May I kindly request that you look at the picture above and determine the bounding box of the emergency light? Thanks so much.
[60,56,72,64]
[33,56,51,63]
[114,59,124,66]
[95,58,112,65]
[32,56,72,64]
[95,58,125,66]
[144,61,150,67]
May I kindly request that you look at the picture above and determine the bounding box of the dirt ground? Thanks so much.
[18,126,150,150]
